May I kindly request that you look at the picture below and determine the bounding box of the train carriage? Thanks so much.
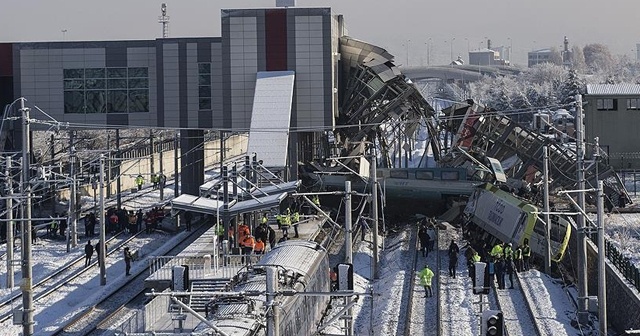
[464,183,572,262]
[195,240,330,335]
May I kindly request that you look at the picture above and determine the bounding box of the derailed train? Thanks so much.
[463,183,573,262]
[194,240,330,335]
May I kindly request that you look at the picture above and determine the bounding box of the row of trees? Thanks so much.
[427,44,640,117]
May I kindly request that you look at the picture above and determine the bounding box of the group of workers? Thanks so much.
[135,173,167,191]
[467,239,532,290]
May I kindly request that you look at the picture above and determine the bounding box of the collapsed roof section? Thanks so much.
[437,101,629,204]
[336,37,440,167]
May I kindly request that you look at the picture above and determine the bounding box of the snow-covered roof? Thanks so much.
[586,84,640,96]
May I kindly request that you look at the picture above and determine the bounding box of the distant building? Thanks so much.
[468,49,509,66]
[637,43,640,61]
[528,49,553,67]
[585,84,640,169]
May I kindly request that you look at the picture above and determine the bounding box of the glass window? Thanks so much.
[85,68,105,78]
[85,90,106,113]
[441,171,460,180]
[85,79,105,90]
[64,79,84,90]
[389,170,408,179]
[64,91,84,113]
[596,98,616,110]
[128,90,149,112]
[198,63,211,73]
[128,78,148,89]
[199,98,211,110]
[628,98,640,110]
[107,68,127,78]
[128,67,148,78]
[63,69,84,79]
[199,86,211,98]
[107,78,127,89]
[107,90,128,113]
[199,74,211,86]
[415,170,434,180]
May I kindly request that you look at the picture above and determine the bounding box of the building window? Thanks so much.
[198,63,212,110]
[596,98,616,111]
[63,67,149,114]
[628,98,640,110]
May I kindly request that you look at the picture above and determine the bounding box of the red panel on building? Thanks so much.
[0,43,13,77]
[265,9,287,71]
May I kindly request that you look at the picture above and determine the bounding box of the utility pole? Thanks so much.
[150,129,155,176]
[6,156,13,288]
[20,99,35,336]
[576,94,589,324]
[116,129,121,209]
[344,180,354,336]
[106,132,111,197]
[68,131,77,251]
[99,154,107,286]
[174,133,179,197]
[543,146,551,273]
[371,155,379,279]
[595,138,607,336]
[159,133,164,200]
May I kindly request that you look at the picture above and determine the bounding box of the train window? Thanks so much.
[441,171,460,180]
[390,170,409,179]
[415,171,434,180]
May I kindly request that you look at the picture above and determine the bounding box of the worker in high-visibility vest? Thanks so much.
[292,210,300,238]
[135,174,144,191]
[514,245,524,272]
[522,240,531,271]
[490,242,504,259]
[261,213,269,225]
[254,237,265,255]
[240,235,255,265]
[280,209,291,237]
[312,195,321,215]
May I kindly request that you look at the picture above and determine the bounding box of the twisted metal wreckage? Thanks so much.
[309,37,629,207]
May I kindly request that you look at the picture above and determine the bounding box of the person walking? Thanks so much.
[124,247,134,276]
[495,256,506,289]
[85,241,94,267]
[448,239,460,278]
[419,264,435,297]
[418,225,430,258]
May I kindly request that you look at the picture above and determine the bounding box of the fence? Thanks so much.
[148,256,213,280]
[605,239,640,293]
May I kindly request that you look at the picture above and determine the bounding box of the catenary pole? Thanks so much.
[371,155,379,279]
[70,131,77,248]
[20,99,35,336]
[543,146,551,273]
[174,133,179,197]
[6,156,13,288]
[595,136,607,336]
[159,133,164,200]
[99,154,107,285]
[575,94,589,323]
[116,129,121,209]
[344,180,354,336]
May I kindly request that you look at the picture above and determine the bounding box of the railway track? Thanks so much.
[403,226,420,336]
[52,224,209,336]
[0,231,140,325]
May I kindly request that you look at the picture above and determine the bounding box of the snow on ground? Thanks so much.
[0,185,183,335]
[321,221,583,336]
[519,270,579,336]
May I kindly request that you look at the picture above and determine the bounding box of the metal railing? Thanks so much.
[147,256,213,280]
[605,239,640,292]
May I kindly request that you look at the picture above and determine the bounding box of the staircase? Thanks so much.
[188,278,232,312]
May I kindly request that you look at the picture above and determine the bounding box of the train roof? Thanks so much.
[478,183,538,213]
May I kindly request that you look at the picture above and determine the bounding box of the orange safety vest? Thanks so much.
[254,240,265,253]
[242,236,255,249]
[238,224,249,240]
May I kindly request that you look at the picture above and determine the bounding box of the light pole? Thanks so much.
[450,37,455,62]
[402,39,411,66]
[426,38,432,66]
[61,29,67,41]
[507,37,513,62]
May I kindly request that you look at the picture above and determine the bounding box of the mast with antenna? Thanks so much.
[158,3,170,38]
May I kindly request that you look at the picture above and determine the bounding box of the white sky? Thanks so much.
[1,0,639,66]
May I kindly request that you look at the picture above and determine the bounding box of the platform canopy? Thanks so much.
[200,179,300,199]
[171,192,287,217]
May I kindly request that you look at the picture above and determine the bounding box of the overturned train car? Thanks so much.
[464,183,572,262]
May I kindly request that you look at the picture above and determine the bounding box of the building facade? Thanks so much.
[0,7,345,194]
[585,84,640,169]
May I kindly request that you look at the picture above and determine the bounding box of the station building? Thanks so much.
[0,7,346,195]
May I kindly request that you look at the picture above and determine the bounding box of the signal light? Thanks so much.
[481,310,504,336]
